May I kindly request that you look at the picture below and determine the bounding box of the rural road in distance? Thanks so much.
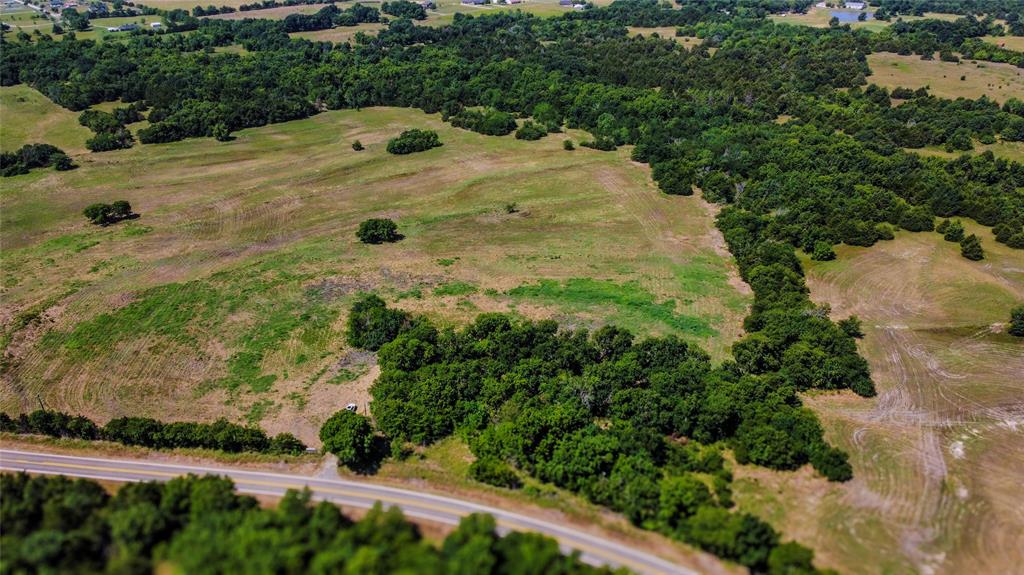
[0,449,695,575]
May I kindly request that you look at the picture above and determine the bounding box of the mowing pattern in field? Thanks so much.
[867,52,1024,103]
[734,222,1024,575]
[0,104,749,445]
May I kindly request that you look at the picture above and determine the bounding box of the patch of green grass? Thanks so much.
[244,399,276,425]
[395,287,423,300]
[436,258,458,267]
[508,278,716,337]
[326,366,366,385]
[220,301,338,393]
[122,224,153,237]
[0,85,93,153]
[43,281,223,360]
[433,281,479,297]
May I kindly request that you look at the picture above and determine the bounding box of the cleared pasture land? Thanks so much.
[0,102,749,446]
[734,223,1024,575]
[0,85,93,154]
[290,21,386,42]
[771,7,958,31]
[867,52,1024,103]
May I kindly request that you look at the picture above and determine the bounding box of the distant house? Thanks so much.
[106,26,119,31]
[461,0,485,4]
[149,21,161,28]
[119,23,138,30]
[814,1,826,7]
[845,1,866,9]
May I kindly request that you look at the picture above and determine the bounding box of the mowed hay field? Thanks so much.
[0,96,750,446]
[734,223,1024,575]
[867,52,1024,103]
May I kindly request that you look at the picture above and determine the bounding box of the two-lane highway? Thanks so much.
[0,449,694,575]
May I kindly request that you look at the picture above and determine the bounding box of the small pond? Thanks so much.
[830,10,874,22]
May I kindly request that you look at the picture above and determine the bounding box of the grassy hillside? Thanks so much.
[735,222,1024,575]
[0,102,749,446]
[0,85,93,154]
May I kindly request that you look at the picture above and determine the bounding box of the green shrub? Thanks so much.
[449,109,517,136]
[514,121,547,141]
[469,457,521,488]
[810,241,836,261]
[356,218,400,244]
[960,234,984,260]
[386,129,441,154]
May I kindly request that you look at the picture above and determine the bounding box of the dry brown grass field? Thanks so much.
[0,96,750,448]
[734,222,1024,575]
[867,52,1024,103]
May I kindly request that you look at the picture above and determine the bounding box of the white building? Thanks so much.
[845,1,866,9]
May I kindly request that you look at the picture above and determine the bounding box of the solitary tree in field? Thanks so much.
[1009,305,1024,337]
[356,218,400,244]
[320,410,374,468]
[83,203,114,225]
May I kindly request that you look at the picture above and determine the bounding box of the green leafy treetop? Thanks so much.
[320,410,374,469]
[356,218,400,244]
[1009,305,1024,337]
[960,234,984,260]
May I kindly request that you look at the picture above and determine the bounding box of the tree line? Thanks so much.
[2,472,624,574]
[0,409,307,455]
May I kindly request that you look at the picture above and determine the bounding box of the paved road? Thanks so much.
[0,449,695,575]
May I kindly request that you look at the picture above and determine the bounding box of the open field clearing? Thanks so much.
[0,102,749,446]
[209,4,330,20]
[0,85,93,154]
[911,139,1024,163]
[867,52,1024,103]
[982,34,1024,51]
[0,4,53,33]
[290,21,386,42]
[735,222,1024,575]
[625,26,704,49]
[771,7,958,31]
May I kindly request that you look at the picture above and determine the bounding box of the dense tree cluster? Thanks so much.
[448,108,519,136]
[382,0,427,20]
[1,473,619,575]
[282,4,381,33]
[386,129,442,154]
[353,299,842,571]
[0,143,73,176]
[0,409,307,455]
